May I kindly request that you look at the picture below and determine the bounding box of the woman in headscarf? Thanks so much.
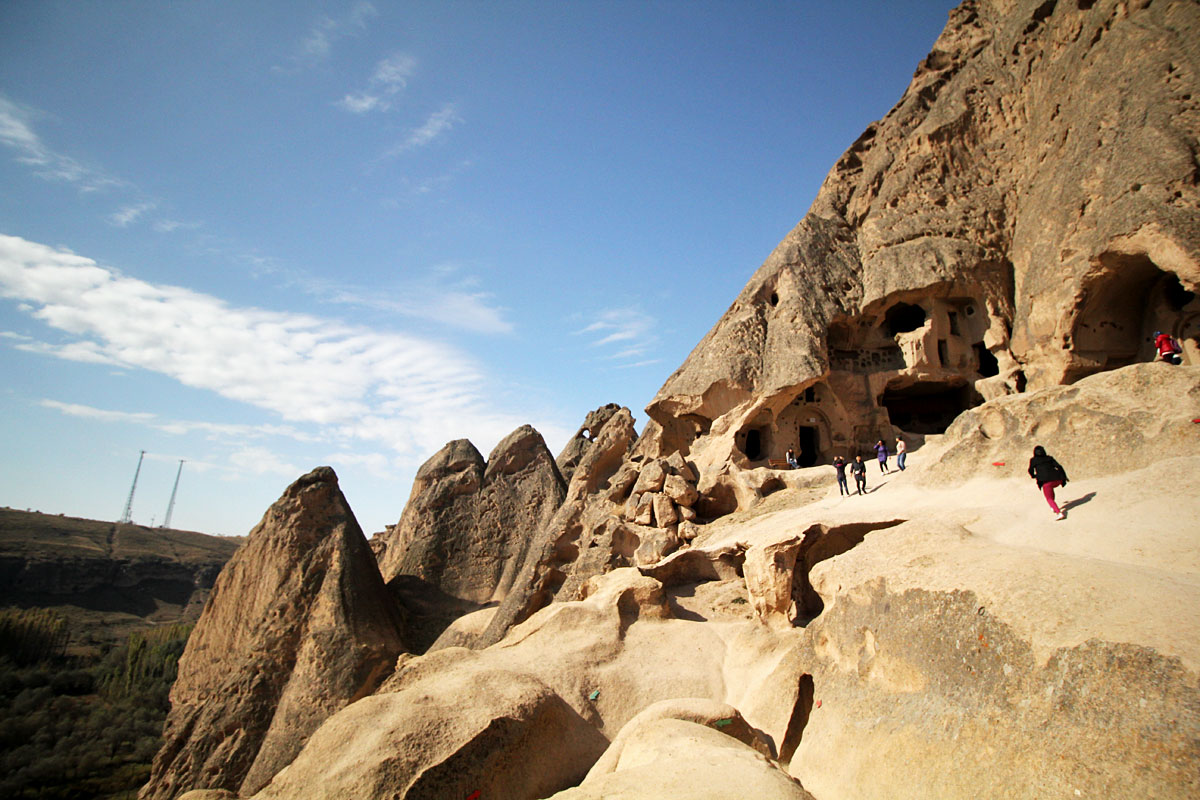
[1028,445,1069,520]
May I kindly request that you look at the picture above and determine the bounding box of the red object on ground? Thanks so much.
[992,461,1005,466]
[1192,418,1200,423]
[466,792,481,800]
[815,700,822,708]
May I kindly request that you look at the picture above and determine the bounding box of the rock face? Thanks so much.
[373,426,566,606]
[642,0,1200,517]
[140,468,405,800]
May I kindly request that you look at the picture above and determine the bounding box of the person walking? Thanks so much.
[833,455,850,496]
[851,455,867,495]
[1027,445,1069,520]
[874,439,890,473]
[895,437,907,471]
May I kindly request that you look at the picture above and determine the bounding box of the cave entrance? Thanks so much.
[744,428,764,461]
[881,381,973,434]
[1069,256,1197,381]
[797,426,819,467]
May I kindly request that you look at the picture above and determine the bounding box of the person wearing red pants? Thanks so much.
[1027,445,1069,520]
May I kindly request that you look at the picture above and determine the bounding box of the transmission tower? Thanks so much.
[161,460,185,529]
[119,450,145,524]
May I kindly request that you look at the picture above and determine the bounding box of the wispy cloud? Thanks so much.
[40,399,317,442]
[1,234,531,457]
[327,268,512,335]
[576,307,661,367]
[277,2,378,72]
[0,95,123,192]
[339,53,417,113]
[109,202,156,228]
[384,104,461,157]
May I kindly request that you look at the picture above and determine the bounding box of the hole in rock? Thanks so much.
[1068,255,1194,381]
[760,477,785,498]
[744,428,764,461]
[779,674,815,764]
[881,381,973,434]
[885,302,927,336]
[974,343,1000,377]
[769,291,780,307]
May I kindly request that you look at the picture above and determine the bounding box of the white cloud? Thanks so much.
[339,53,417,113]
[109,202,156,228]
[0,95,123,192]
[577,307,659,364]
[228,446,301,477]
[0,234,531,458]
[385,104,461,156]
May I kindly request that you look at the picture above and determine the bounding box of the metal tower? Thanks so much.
[119,450,145,524]
[161,460,185,529]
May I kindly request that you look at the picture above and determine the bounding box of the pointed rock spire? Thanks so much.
[141,467,406,799]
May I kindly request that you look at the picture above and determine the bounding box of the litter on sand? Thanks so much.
[715,718,733,728]
[588,690,600,701]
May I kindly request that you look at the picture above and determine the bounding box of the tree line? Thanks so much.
[0,608,191,800]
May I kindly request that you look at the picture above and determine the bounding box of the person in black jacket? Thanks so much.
[1028,445,1068,520]
[851,455,868,495]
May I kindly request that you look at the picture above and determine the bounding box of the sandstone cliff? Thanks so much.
[141,468,405,800]
[642,0,1200,517]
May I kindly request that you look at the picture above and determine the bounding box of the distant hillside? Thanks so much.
[0,508,241,653]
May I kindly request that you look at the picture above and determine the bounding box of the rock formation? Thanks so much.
[148,2,1200,798]
[373,426,566,606]
[141,468,405,800]
[641,0,1200,518]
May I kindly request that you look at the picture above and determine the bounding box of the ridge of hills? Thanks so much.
[0,508,240,651]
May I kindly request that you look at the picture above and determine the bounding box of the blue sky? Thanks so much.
[0,0,953,536]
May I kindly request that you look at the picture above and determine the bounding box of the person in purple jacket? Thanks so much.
[874,439,890,473]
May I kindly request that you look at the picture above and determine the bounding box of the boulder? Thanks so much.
[547,717,815,800]
[141,467,406,799]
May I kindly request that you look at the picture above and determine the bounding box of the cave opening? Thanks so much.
[744,428,764,461]
[885,302,927,336]
[974,343,1000,377]
[881,381,973,434]
[1069,255,1196,380]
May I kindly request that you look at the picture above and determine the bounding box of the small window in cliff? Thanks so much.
[937,339,949,367]
[948,311,960,336]
[769,291,780,307]
[885,302,926,336]
[974,343,999,377]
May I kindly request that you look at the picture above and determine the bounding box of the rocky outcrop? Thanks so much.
[373,427,566,606]
[556,403,623,484]
[921,362,1200,486]
[642,0,1200,517]
[140,467,405,800]
[243,567,816,800]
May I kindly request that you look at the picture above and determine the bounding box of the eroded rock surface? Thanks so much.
[373,426,566,605]
[642,0,1200,517]
[141,468,405,800]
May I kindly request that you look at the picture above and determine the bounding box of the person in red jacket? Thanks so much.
[1154,331,1182,365]
[1028,445,1068,520]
